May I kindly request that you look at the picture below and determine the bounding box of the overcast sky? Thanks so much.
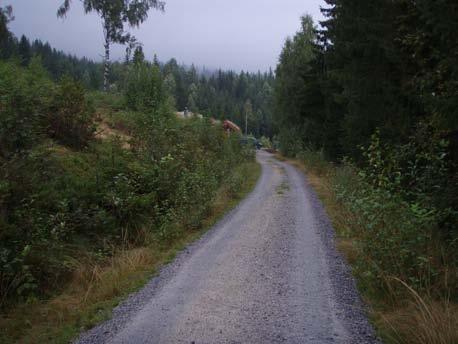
[6,0,325,72]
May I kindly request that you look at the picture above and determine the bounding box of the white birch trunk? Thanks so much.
[103,24,110,92]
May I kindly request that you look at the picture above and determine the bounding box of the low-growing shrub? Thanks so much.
[48,77,95,149]
[298,148,328,176]
[0,60,253,309]
[332,129,457,296]
[0,59,53,158]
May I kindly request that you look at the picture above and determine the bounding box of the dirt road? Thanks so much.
[77,151,378,344]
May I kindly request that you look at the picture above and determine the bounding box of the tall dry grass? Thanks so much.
[379,278,458,344]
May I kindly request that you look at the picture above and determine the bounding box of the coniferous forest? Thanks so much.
[1,34,275,137]
[1,1,457,343]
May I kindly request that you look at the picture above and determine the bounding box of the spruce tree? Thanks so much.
[0,5,15,59]
[18,35,31,66]
[0,4,13,43]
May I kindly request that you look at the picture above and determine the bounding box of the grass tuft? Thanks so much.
[379,278,458,344]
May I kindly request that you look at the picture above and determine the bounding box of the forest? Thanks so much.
[274,1,457,342]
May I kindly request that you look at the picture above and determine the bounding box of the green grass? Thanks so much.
[0,161,261,344]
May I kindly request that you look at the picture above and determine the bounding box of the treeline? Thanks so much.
[1,34,103,89]
[276,1,457,162]
[1,33,274,137]
[160,60,275,137]
[274,1,457,338]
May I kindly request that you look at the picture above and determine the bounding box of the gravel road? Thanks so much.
[76,151,379,344]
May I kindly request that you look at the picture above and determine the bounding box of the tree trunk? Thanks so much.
[245,112,248,136]
[103,28,110,92]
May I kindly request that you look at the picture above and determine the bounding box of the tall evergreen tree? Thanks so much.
[0,4,13,43]
[0,5,15,59]
[133,46,145,65]
[18,35,31,66]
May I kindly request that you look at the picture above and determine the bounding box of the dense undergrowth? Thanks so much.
[0,57,258,343]
[282,147,457,344]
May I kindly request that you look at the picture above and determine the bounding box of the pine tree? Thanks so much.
[133,46,145,65]
[0,5,15,59]
[18,35,31,66]
[0,4,13,43]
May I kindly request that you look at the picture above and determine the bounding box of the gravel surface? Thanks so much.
[76,151,380,344]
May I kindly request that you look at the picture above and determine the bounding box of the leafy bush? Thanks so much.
[48,77,95,149]
[335,173,438,292]
[299,148,328,175]
[0,59,53,158]
[259,136,273,150]
[278,128,303,157]
[0,62,251,307]
[333,130,457,295]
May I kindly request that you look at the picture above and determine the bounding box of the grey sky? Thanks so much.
[6,0,325,72]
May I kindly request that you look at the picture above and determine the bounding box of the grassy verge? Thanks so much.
[0,161,261,344]
[276,152,457,344]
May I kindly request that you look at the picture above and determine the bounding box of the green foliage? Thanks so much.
[277,128,303,158]
[0,59,96,155]
[0,59,53,157]
[161,62,275,138]
[298,148,328,176]
[274,15,343,159]
[1,30,275,136]
[0,5,13,43]
[125,62,164,112]
[259,136,272,150]
[335,168,439,294]
[48,77,95,149]
[0,60,252,308]
[332,130,457,295]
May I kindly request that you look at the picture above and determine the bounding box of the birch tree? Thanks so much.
[57,0,165,91]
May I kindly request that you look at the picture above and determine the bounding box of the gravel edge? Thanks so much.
[296,166,382,343]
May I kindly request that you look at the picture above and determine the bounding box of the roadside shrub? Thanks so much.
[334,129,457,295]
[0,59,52,158]
[0,58,254,310]
[0,120,250,308]
[48,77,95,149]
[335,175,438,293]
[260,136,273,150]
[278,128,303,157]
[299,148,328,175]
